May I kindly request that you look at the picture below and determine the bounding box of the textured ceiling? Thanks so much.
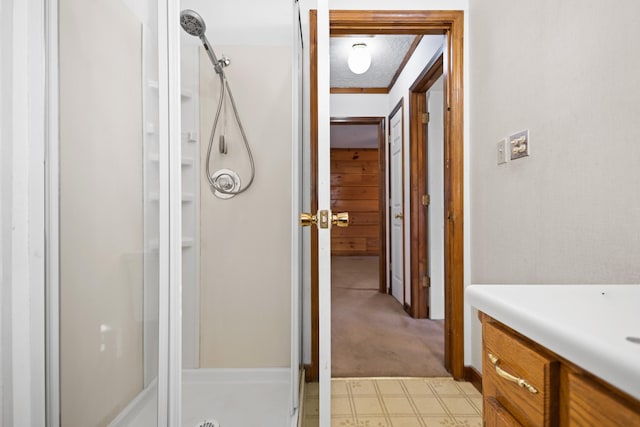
[330,35,417,89]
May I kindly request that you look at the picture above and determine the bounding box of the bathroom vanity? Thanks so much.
[467,285,640,426]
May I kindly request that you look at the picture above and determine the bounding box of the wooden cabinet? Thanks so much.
[483,320,558,426]
[480,314,640,427]
[567,372,640,426]
[486,397,523,427]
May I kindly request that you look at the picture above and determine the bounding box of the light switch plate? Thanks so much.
[509,129,529,160]
[497,138,507,165]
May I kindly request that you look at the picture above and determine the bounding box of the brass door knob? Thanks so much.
[299,212,317,227]
[395,213,404,219]
[332,212,349,227]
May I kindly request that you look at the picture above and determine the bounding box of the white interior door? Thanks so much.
[427,78,445,319]
[389,107,405,306]
[316,0,332,424]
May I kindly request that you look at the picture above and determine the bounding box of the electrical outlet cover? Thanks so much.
[509,129,529,160]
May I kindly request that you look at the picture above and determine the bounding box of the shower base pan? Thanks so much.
[109,368,292,427]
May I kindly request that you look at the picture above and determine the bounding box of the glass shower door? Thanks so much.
[53,0,170,425]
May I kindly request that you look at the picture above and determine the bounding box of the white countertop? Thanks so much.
[466,284,640,400]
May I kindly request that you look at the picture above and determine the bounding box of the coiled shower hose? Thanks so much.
[205,71,255,196]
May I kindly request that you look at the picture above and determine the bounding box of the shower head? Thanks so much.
[180,9,206,37]
[179,9,228,75]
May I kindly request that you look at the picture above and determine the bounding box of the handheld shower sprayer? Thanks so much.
[179,9,255,198]
[180,9,230,74]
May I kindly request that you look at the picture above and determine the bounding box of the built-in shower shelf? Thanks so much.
[148,153,194,167]
[148,237,194,251]
[146,80,193,100]
[148,192,194,203]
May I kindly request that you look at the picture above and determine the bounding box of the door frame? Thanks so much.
[387,99,407,307]
[330,116,387,293]
[408,51,443,320]
[309,9,465,380]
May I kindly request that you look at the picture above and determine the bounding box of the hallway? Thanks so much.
[331,256,448,378]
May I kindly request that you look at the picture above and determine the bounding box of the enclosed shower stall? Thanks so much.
[49,0,303,425]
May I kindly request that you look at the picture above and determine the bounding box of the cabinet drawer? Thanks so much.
[568,372,640,426]
[483,320,558,426]
[486,397,523,427]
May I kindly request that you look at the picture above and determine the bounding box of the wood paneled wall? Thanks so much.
[331,148,380,256]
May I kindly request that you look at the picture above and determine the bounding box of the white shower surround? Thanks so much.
[109,369,293,427]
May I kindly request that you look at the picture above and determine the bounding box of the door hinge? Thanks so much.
[422,275,431,288]
[422,194,430,206]
[422,112,430,124]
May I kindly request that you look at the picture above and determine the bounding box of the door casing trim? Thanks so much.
[408,51,443,320]
[309,9,465,381]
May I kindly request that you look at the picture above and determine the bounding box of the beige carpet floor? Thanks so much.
[332,256,448,378]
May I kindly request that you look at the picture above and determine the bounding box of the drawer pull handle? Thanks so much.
[488,353,539,394]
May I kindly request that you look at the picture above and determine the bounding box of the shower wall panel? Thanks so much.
[180,40,201,369]
[199,45,293,368]
[59,0,143,425]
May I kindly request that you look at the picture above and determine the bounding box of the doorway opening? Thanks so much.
[330,116,387,291]
[308,9,465,382]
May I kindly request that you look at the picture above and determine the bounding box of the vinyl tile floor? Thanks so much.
[302,377,482,427]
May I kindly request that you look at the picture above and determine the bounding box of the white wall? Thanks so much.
[469,0,640,371]
[181,0,292,46]
[330,94,388,118]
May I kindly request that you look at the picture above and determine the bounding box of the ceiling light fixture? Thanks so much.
[347,43,371,75]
